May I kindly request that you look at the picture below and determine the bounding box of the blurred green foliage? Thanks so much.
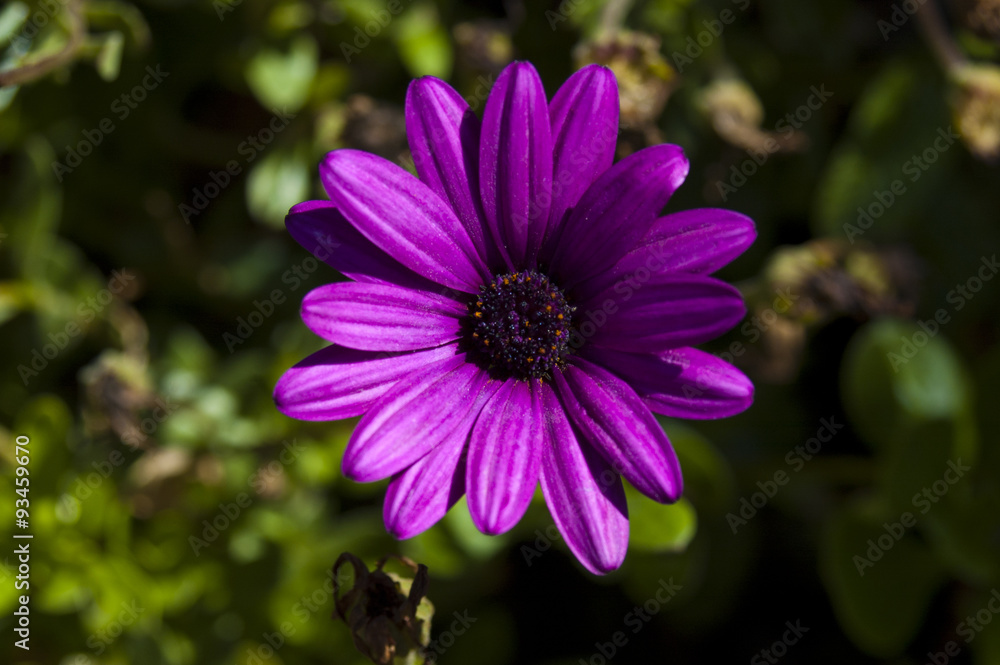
[2,0,1000,664]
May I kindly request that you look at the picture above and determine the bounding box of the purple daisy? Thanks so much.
[274,61,755,574]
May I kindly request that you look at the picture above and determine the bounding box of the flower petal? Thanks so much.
[574,208,757,302]
[273,344,458,421]
[383,425,475,539]
[321,149,490,292]
[406,76,500,269]
[549,144,689,287]
[300,282,465,352]
[538,382,628,575]
[285,200,437,291]
[554,359,683,504]
[582,346,754,419]
[479,61,553,270]
[544,64,619,257]
[582,273,746,352]
[466,379,543,535]
[343,354,496,482]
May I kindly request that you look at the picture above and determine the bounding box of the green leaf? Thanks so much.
[0,2,28,46]
[661,420,736,513]
[821,500,946,657]
[84,1,152,48]
[444,497,509,560]
[95,31,125,81]
[841,318,973,450]
[245,145,310,229]
[811,60,954,239]
[625,483,697,553]
[245,36,317,112]
[393,4,452,79]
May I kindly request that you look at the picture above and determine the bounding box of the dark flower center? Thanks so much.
[467,270,574,380]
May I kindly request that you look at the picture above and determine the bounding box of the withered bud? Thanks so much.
[333,553,433,665]
[950,63,1000,161]
[453,21,514,75]
[699,78,807,153]
[340,95,409,164]
[574,31,676,129]
[953,0,1000,41]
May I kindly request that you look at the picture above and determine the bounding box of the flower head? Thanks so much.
[275,61,755,574]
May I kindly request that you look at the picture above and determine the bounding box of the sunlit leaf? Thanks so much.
[245,36,317,112]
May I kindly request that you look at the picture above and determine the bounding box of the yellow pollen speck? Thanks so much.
[538,348,545,354]
[555,330,563,336]
[483,339,489,346]
[474,312,482,318]
[527,357,534,363]
[557,314,564,320]
[504,278,510,285]
[550,345,556,350]
[472,333,479,338]
[546,305,552,311]
[477,301,483,307]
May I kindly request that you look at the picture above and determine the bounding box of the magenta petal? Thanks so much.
[343,355,494,482]
[300,282,465,351]
[321,149,490,293]
[583,346,754,419]
[383,423,477,539]
[406,76,499,270]
[574,208,757,302]
[583,273,746,352]
[554,359,683,504]
[538,382,628,574]
[550,144,689,287]
[285,200,437,291]
[544,65,619,257]
[466,379,543,535]
[274,344,457,421]
[480,61,553,270]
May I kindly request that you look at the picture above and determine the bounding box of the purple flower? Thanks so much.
[275,61,755,574]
